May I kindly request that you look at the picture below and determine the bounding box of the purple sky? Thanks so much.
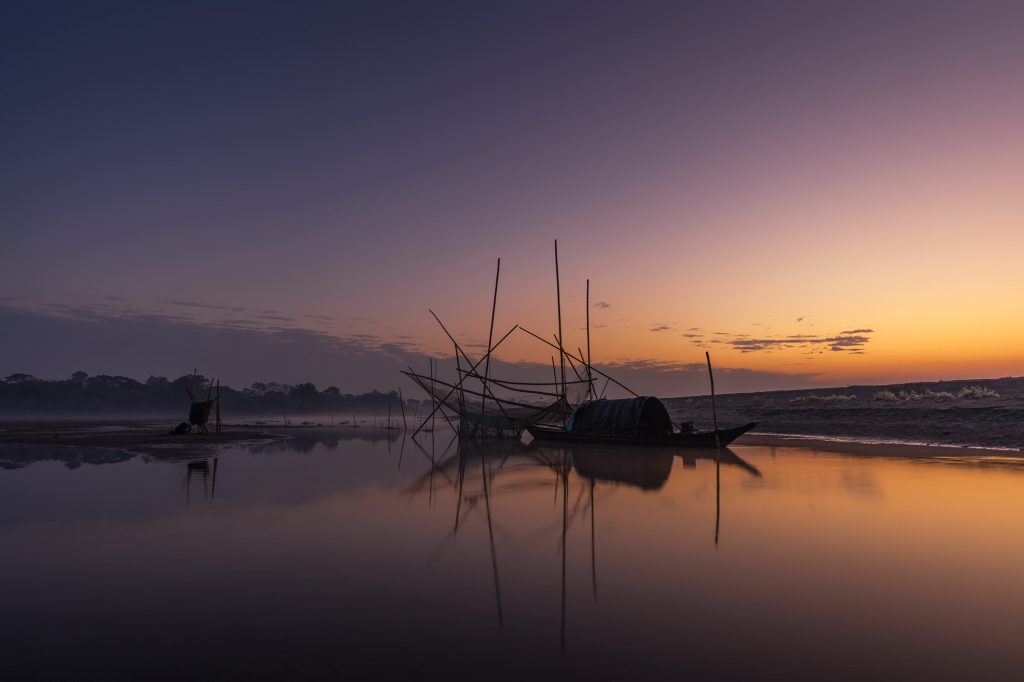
[4,1,1022,395]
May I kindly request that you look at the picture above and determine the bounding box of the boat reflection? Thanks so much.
[404,436,762,654]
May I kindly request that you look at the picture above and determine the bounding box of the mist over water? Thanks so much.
[2,433,1023,680]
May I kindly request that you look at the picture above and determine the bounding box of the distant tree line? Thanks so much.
[0,372,419,415]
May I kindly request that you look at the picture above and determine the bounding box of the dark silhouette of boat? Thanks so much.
[527,421,757,448]
[525,396,755,448]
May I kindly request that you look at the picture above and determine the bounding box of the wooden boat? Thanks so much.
[402,370,571,431]
[526,421,757,448]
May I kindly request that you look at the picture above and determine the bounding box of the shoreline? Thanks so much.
[0,422,286,457]
[738,432,1022,458]
[0,419,1020,461]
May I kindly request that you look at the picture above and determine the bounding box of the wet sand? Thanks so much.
[666,376,1024,451]
[738,433,1022,459]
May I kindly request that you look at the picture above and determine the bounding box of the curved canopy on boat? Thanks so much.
[565,397,673,437]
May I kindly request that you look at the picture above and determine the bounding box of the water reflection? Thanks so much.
[2,432,1024,679]
[184,457,218,504]
[401,437,763,655]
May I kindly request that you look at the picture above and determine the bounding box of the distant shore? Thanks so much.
[1,376,1021,455]
[666,376,1024,452]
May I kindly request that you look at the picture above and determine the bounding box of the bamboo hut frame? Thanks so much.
[404,242,639,441]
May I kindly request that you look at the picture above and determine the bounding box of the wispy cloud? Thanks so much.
[728,332,873,354]
[593,301,611,309]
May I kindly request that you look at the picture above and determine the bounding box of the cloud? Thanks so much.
[650,324,672,332]
[840,328,874,334]
[796,316,804,322]
[593,301,611,309]
[0,303,838,398]
[158,299,248,313]
[0,305,430,393]
[724,330,873,354]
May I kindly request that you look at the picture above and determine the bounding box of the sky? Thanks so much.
[2,0,1022,395]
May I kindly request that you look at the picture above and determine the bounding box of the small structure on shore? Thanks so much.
[182,370,222,435]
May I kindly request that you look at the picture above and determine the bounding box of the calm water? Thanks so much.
[2,431,1024,680]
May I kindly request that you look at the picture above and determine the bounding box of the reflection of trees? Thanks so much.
[0,445,136,470]
[0,371,410,415]
[242,428,401,455]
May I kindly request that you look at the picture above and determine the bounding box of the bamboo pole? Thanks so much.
[429,309,504,411]
[424,310,520,435]
[554,240,567,420]
[590,477,597,599]
[481,453,503,628]
[215,379,221,435]
[715,457,721,546]
[398,387,408,430]
[706,351,720,448]
[520,326,639,397]
[454,339,464,414]
[403,370,567,411]
[561,344,585,383]
[560,448,568,656]
[409,325,517,438]
[429,358,436,430]
[586,279,593,400]
[481,258,501,432]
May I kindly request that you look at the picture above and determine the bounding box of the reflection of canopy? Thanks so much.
[570,447,673,490]
[566,397,672,437]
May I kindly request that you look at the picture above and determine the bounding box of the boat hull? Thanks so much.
[525,422,757,448]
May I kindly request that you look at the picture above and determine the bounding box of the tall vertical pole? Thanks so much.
[706,351,720,448]
[215,379,221,435]
[560,448,569,656]
[715,457,721,546]
[482,453,503,628]
[555,240,567,420]
[454,340,465,416]
[586,278,593,400]
[590,477,597,599]
[481,258,501,435]
[398,387,408,431]
[429,357,437,435]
